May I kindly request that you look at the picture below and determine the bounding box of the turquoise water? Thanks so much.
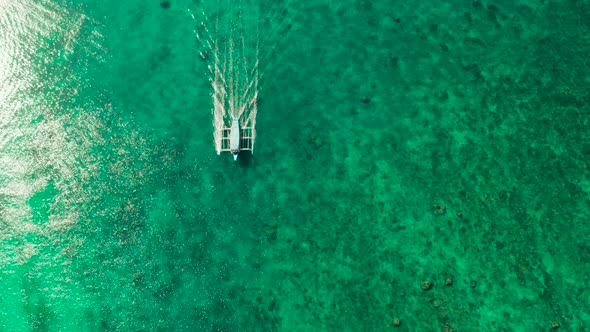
[1,0,590,331]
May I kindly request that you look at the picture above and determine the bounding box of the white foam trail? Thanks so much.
[188,0,302,155]
[190,1,278,155]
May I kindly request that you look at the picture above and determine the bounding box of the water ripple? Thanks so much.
[0,0,107,266]
[0,0,29,105]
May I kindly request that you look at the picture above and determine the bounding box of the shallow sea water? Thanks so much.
[1,0,590,331]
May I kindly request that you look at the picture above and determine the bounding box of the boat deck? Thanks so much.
[219,126,254,152]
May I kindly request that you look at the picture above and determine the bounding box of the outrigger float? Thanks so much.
[219,116,253,160]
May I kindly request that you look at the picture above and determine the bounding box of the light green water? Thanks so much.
[1,0,590,331]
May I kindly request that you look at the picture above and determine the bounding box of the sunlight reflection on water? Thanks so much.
[0,0,105,266]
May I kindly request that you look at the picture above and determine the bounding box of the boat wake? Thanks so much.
[188,0,299,155]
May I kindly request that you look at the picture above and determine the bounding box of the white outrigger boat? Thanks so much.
[219,116,253,160]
